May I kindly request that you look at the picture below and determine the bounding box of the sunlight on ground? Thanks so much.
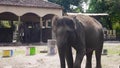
[0,42,120,68]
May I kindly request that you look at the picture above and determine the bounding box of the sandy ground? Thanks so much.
[0,42,120,68]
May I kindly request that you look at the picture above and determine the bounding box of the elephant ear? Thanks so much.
[52,15,59,33]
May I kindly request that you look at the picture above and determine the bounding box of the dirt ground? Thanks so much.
[0,41,120,68]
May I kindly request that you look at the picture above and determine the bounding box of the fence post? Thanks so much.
[47,39,56,55]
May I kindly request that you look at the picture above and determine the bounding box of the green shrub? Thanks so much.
[112,22,120,36]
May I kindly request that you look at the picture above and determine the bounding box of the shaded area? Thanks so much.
[0,12,57,44]
[19,22,41,43]
[0,12,17,43]
[42,14,55,42]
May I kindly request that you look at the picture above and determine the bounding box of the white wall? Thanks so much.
[0,5,62,17]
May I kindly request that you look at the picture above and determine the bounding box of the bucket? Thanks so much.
[3,50,13,57]
[26,47,36,56]
[30,47,36,55]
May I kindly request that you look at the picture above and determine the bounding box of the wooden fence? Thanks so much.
[104,30,118,41]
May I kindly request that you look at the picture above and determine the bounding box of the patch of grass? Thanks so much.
[103,45,120,55]
[14,50,26,56]
[108,49,120,55]
[0,52,2,56]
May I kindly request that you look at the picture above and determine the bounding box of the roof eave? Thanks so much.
[0,4,62,9]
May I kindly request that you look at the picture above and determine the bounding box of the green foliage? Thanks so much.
[108,0,120,36]
[72,8,82,13]
[48,0,120,36]
[48,0,84,12]
[113,22,120,36]
[87,0,120,36]
[100,17,109,28]
[87,0,107,13]
[0,21,11,28]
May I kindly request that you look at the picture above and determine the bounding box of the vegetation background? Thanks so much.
[48,0,120,38]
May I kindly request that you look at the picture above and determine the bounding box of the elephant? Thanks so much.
[52,15,104,68]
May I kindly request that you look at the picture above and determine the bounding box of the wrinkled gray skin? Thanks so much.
[52,15,104,68]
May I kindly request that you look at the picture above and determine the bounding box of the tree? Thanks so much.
[87,0,120,27]
[108,0,120,37]
[87,0,120,38]
[48,0,84,12]
[87,0,107,13]
[87,0,111,29]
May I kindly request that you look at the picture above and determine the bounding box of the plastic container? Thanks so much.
[26,47,36,56]
[47,39,56,55]
[3,50,13,57]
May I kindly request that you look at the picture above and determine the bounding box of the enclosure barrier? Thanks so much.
[104,30,116,40]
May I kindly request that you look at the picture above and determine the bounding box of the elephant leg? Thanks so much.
[95,49,102,68]
[74,49,85,68]
[85,49,93,68]
[65,46,73,68]
[58,46,66,68]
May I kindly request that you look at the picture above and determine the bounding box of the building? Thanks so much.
[0,0,62,44]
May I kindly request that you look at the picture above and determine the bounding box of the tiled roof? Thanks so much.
[0,0,62,9]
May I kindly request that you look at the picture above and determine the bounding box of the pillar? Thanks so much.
[16,16,21,42]
[40,17,43,43]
